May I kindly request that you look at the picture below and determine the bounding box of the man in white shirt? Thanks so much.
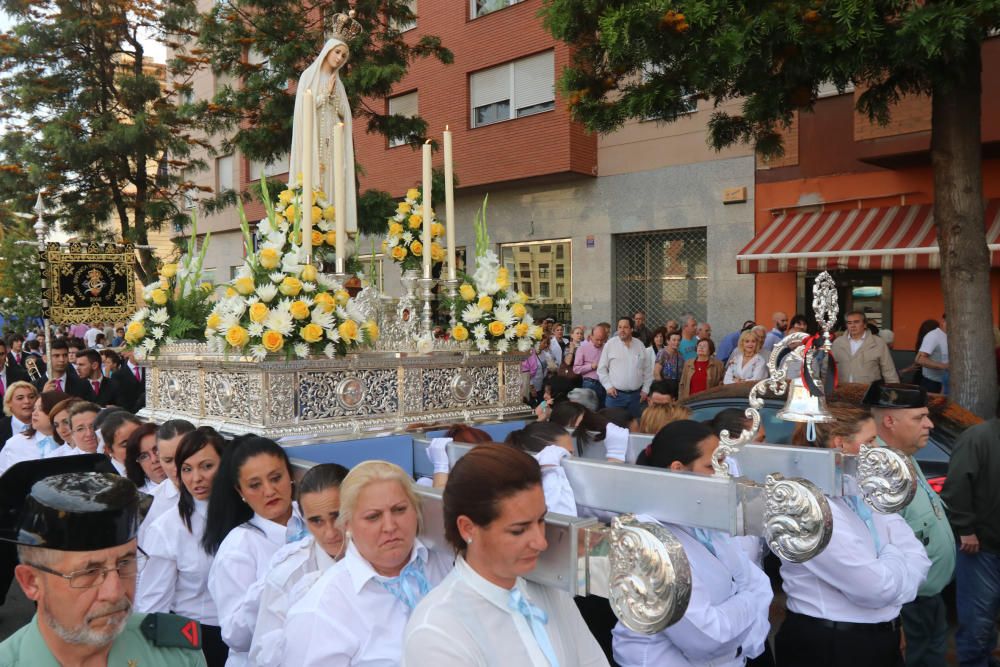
[915,315,948,394]
[83,322,103,349]
[830,311,899,384]
[597,317,653,420]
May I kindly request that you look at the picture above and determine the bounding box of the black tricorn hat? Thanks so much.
[0,456,140,551]
[861,381,928,410]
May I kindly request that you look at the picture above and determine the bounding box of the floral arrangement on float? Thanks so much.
[446,197,541,353]
[204,179,378,361]
[383,187,446,272]
[275,181,341,266]
[126,220,215,360]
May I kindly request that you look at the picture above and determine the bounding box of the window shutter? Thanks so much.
[217,155,234,192]
[471,65,511,109]
[513,51,554,110]
[389,91,418,118]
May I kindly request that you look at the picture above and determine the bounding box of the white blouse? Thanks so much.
[139,478,162,495]
[110,457,127,476]
[139,481,180,548]
[404,555,609,666]
[136,498,218,625]
[249,535,337,666]
[723,354,768,384]
[534,446,577,517]
[45,442,80,458]
[613,523,772,667]
[0,432,54,475]
[209,509,303,667]
[282,538,452,667]
[781,494,931,623]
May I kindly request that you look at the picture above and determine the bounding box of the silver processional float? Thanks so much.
[410,270,918,635]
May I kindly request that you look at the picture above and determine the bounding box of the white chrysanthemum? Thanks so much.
[219,313,240,333]
[517,337,533,352]
[256,284,278,303]
[149,308,169,325]
[311,309,335,330]
[248,322,264,337]
[416,335,435,355]
[495,297,510,309]
[151,327,164,340]
[131,308,149,323]
[475,338,490,353]
[461,304,484,324]
[249,345,268,362]
[326,327,341,343]
[274,298,292,313]
[473,324,487,340]
[302,282,316,293]
[317,219,332,232]
[264,310,294,336]
[513,290,528,305]
[522,313,535,326]
[394,212,405,222]
[402,231,413,243]
[323,343,337,359]
[317,274,340,290]
[504,326,517,340]
[142,338,156,352]
[493,306,515,327]
[496,339,510,354]
[134,347,147,361]
[344,300,365,322]
[245,295,261,306]
[293,342,309,359]
[387,235,400,247]
[269,271,285,284]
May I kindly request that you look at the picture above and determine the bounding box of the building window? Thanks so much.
[614,228,707,328]
[248,153,288,181]
[392,0,417,31]
[471,51,554,128]
[555,264,564,279]
[797,271,893,335]
[216,155,234,193]
[500,238,571,322]
[640,65,698,120]
[555,245,564,259]
[472,0,522,19]
[247,48,273,76]
[356,253,386,292]
[388,91,418,148]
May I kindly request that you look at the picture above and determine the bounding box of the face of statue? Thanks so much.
[324,44,349,71]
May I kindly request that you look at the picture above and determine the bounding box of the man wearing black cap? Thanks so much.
[0,469,206,666]
[864,381,954,667]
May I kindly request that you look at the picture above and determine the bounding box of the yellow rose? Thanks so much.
[515,322,529,338]
[516,291,529,304]
[261,330,284,353]
[289,300,310,320]
[284,204,297,221]
[311,230,324,247]
[249,302,269,323]
[388,222,403,236]
[477,295,493,312]
[338,319,359,342]
[159,279,169,290]
[225,325,249,348]
[531,325,543,340]
[125,321,145,344]
[430,222,445,238]
[278,189,294,204]
[430,243,445,262]
[334,289,350,306]
[323,205,336,221]
[488,320,506,337]
[311,206,322,224]
[451,324,469,341]
[199,282,213,292]
[364,320,379,341]
[391,246,407,261]
[279,277,303,296]
[325,231,337,247]
[408,214,422,230]
[397,202,412,215]
[160,263,178,278]
[225,287,237,298]
[259,247,280,270]
[406,188,420,201]
[459,283,476,301]
[512,302,527,319]
[206,313,221,330]
[411,240,423,256]
[314,292,335,312]
[300,323,324,343]
[234,277,255,296]
[498,267,509,280]
[151,289,168,306]
[497,274,510,290]
[301,264,317,282]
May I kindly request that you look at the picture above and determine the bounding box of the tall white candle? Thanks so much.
[422,140,433,279]
[334,121,346,274]
[302,89,314,263]
[443,126,456,280]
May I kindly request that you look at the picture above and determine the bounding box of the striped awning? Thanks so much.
[737,200,1000,274]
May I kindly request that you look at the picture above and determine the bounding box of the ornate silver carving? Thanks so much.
[441,277,460,328]
[608,514,691,635]
[417,276,437,337]
[299,369,398,420]
[713,407,762,477]
[503,359,523,407]
[413,366,499,411]
[856,445,918,513]
[763,474,833,563]
[205,372,262,424]
[267,373,296,424]
[450,370,475,402]
[812,270,839,348]
[158,370,200,416]
[336,377,367,410]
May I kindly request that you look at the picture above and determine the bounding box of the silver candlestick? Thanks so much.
[417,277,438,337]
[441,277,460,328]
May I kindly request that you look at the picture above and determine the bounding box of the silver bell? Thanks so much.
[777,377,834,424]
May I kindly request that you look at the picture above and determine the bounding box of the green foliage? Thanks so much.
[0,0,209,283]
[541,0,1000,157]
[0,220,43,331]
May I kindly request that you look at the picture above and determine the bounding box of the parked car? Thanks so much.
[679,382,982,492]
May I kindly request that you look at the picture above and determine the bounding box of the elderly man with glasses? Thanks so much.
[831,311,900,384]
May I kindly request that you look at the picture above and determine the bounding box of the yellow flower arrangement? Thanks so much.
[262,330,284,353]
[391,246,407,261]
[406,188,420,200]
[338,319,359,342]
[385,187,444,273]
[459,283,476,301]
[311,230,324,248]
[411,240,423,256]
[488,321,506,337]
[325,231,337,247]
[430,243,445,262]
[389,222,403,236]
[206,313,221,330]
[259,248,280,270]
[289,300,310,320]
[249,303,270,323]
[160,263,178,278]
[151,289,168,306]
[300,323,324,343]
[477,295,493,312]
[512,302,527,319]
[125,321,146,344]
[452,324,469,341]
[311,206,322,224]
[515,322,529,338]
[408,214,423,230]
[279,189,294,204]
[226,325,249,348]
[323,205,336,221]
[234,277,255,296]
[431,222,445,238]
[335,289,350,306]
[314,292,335,312]
[279,276,303,296]
[397,202,412,215]
[301,264,318,282]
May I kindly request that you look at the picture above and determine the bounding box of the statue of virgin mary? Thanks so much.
[289,15,361,233]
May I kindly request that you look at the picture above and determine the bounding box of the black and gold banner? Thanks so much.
[42,242,137,324]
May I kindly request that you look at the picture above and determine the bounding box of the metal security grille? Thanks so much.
[613,228,708,328]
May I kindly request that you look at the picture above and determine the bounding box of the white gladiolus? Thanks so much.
[256,284,278,303]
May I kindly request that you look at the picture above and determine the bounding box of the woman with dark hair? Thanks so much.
[790,403,877,453]
[425,424,494,487]
[614,420,773,666]
[124,422,165,492]
[902,319,940,384]
[654,331,683,397]
[251,463,350,666]
[678,338,724,400]
[204,435,302,666]
[100,410,142,475]
[284,460,452,666]
[138,426,228,666]
[404,443,608,665]
[44,396,81,457]
[0,389,68,473]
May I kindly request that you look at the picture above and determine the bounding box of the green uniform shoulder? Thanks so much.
[110,613,207,666]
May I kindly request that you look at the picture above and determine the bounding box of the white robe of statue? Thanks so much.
[289,38,358,233]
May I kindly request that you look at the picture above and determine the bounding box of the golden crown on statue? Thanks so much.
[328,9,364,42]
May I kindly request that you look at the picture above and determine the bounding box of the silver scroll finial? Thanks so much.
[812,270,838,350]
[608,514,692,635]
[713,407,762,477]
[763,474,833,563]
[856,445,918,513]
